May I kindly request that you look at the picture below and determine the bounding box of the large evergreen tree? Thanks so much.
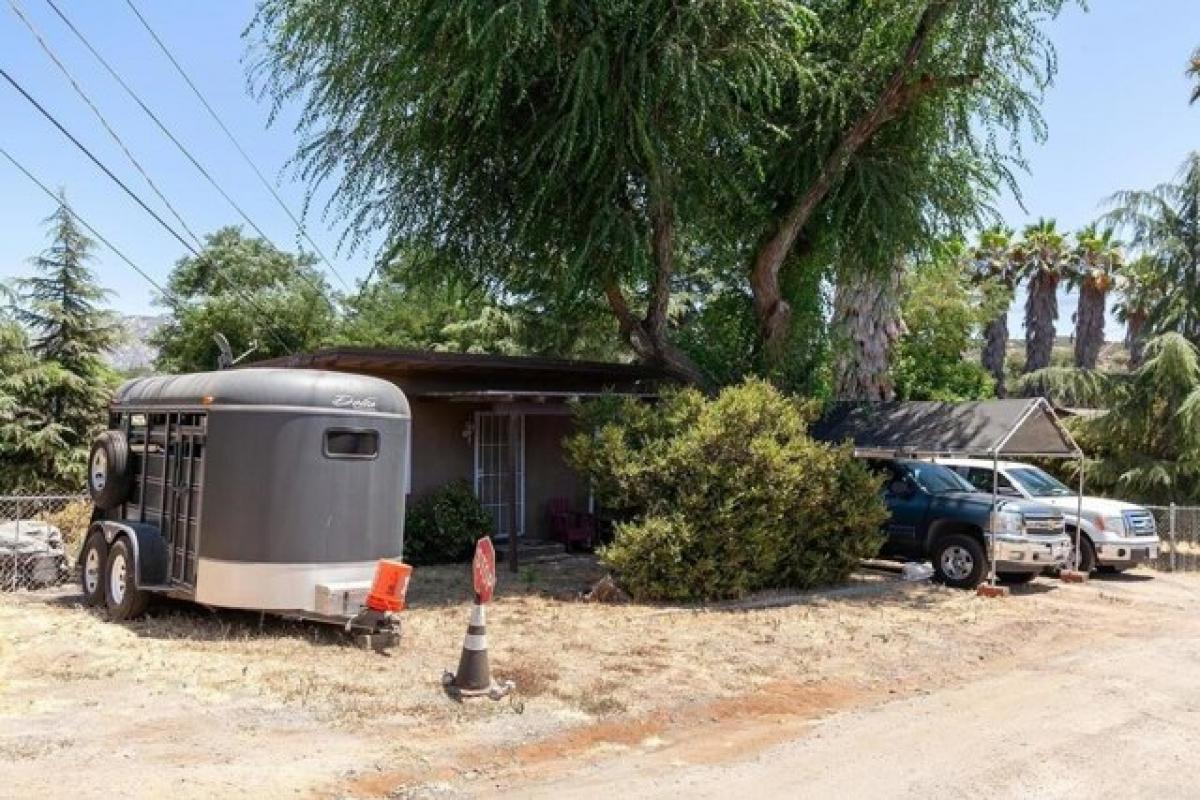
[0,318,77,492]
[8,194,119,489]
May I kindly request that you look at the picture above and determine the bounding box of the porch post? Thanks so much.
[507,410,520,574]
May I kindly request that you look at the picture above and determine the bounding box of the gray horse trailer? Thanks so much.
[79,368,410,641]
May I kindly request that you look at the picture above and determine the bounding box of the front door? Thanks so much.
[473,412,525,538]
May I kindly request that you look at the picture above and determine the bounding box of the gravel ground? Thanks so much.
[0,562,1190,798]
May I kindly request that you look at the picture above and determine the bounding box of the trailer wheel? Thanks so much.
[80,532,107,606]
[104,538,149,621]
[87,431,132,510]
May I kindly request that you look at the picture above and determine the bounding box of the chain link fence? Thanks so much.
[0,494,90,591]
[1145,505,1200,572]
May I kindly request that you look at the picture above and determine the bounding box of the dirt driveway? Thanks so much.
[1,563,1197,798]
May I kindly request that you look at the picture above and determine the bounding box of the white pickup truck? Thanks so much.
[934,458,1159,574]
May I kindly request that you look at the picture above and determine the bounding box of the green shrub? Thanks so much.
[404,480,493,565]
[566,379,887,601]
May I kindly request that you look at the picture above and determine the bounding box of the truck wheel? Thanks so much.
[87,431,132,510]
[997,571,1038,585]
[104,538,149,621]
[932,534,988,589]
[79,532,107,607]
[1075,536,1097,574]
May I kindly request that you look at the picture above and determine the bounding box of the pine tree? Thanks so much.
[0,319,75,492]
[11,193,119,487]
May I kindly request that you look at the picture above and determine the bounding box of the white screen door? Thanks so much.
[473,412,525,538]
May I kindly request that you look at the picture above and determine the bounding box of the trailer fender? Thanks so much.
[92,521,169,587]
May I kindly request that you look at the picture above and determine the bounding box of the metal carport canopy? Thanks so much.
[813,397,1087,585]
[811,397,1082,459]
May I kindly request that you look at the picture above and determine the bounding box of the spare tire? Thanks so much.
[87,430,132,510]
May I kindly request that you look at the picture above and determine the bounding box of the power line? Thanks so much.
[0,70,296,354]
[0,66,199,257]
[37,0,340,318]
[8,0,204,249]
[0,144,185,315]
[123,0,353,293]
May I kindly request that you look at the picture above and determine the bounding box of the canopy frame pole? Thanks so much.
[1075,456,1085,572]
[989,450,999,586]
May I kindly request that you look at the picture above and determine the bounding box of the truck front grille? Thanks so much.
[1124,510,1157,536]
[1024,515,1065,536]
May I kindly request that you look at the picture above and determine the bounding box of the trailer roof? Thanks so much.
[112,368,410,416]
[811,398,1081,459]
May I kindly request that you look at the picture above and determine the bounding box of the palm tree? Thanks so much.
[1189,46,1200,105]
[1069,225,1122,369]
[971,227,1017,395]
[1015,218,1069,373]
[1113,254,1166,368]
[1106,152,1200,345]
[831,263,906,400]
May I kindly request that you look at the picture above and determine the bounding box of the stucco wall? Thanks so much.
[406,399,586,541]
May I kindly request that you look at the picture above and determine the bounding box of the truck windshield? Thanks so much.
[1009,466,1074,497]
[907,463,976,495]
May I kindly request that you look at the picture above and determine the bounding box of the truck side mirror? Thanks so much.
[889,479,914,498]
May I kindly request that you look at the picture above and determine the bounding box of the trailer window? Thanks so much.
[324,429,379,459]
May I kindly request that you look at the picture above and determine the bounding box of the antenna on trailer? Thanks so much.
[213,333,257,370]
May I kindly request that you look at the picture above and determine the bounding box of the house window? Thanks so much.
[473,412,525,538]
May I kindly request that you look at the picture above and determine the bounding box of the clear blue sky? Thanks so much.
[1,1,1198,341]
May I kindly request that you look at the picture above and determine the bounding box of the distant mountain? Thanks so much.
[107,314,168,375]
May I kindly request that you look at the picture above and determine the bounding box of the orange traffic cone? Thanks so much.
[442,601,514,700]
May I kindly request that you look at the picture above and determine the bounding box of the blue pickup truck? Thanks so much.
[874,459,1072,588]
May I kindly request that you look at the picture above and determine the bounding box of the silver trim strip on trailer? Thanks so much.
[194,558,387,612]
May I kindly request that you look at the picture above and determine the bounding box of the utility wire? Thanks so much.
[0,144,186,316]
[0,70,295,354]
[38,0,339,318]
[8,0,204,249]
[123,0,353,293]
[1,66,199,257]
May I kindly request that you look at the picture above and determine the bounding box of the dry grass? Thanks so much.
[4,557,1195,799]
[39,499,92,555]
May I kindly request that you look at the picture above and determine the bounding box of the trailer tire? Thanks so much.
[932,534,988,590]
[87,431,132,510]
[79,532,107,607]
[104,538,149,621]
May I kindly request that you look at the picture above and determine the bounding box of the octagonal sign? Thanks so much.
[472,536,497,603]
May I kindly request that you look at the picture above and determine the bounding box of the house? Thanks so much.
[255,348,666,541]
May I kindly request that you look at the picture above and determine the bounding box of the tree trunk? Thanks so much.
[1073,279,1107,370]
[831,268,906,400]
[602,192,711,389]
[980,314,1009,397]
[747,1,959,363]
[1126,311,1147,368]
[1023,272,1059,373]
